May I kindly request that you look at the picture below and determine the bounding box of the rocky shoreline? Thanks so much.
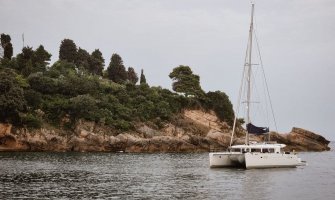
[0,110,330,152]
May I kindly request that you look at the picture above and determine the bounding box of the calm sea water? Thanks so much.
[0,142,334,200]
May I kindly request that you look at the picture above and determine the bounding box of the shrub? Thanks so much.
[21,113,42,128]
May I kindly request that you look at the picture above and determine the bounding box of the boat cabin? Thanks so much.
[229,143,286,154]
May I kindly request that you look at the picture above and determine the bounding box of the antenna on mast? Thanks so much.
[22,33,25,48]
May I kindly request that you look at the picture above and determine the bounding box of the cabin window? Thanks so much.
[231,148,241,153]
[251,148,261,153]
[242,148,250,153]
[262,148,275,153]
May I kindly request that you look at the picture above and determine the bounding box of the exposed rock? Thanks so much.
[0,110,331,152]
[284,127,330,151]
[136,124,161,138]
[0,123,12,136]
[206,130,231,146]
[184,110,230,132]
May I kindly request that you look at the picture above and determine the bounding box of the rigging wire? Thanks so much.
[252,7,278,132]
[230,33,250,147]
[252,8,271,128]
[253,30,279,132]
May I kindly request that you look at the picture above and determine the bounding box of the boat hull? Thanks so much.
[244,152,301,169]
[209,152,245,168]
[209,152,302,169]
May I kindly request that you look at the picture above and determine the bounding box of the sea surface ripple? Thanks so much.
[0,142,334,199]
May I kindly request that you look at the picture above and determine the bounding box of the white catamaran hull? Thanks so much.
[244,152,301,169]
[209,152,245,168]
[209,152,302,169]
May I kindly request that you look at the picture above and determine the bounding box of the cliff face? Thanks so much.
[0,110,331,152]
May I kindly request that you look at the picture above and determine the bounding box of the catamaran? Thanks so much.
[209,3,305,169]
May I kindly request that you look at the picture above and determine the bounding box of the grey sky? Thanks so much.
[1,0,334,140]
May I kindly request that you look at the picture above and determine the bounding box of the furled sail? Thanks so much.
[246,123,269,135]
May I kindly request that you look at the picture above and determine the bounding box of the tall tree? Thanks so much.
[107,53,127,83]
[33,45,52,71]
[59,39,77,63]
[0,33,13,60]
[16,46,35,76]
[127,67,138,84]
[89,49,104,76]
[169,65,203,97]
[140,69,147,84]
[75,47,90,70]
[16,45,51,76]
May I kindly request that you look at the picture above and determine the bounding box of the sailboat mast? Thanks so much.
[246,3,255,145]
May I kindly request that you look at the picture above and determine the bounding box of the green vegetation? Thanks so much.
[107,53,127,84]
[0,34,234,131]
[169,65,204,97]
[140,69,147,85]
[1,34,13,60]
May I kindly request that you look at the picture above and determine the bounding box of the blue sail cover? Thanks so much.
[247,123,269,135]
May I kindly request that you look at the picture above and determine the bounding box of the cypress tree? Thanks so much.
[34,45,52,71]
[59,39,77,63]
[107,53,127,84]
[0,33,13,60]
[89,49,104,76]
[75,47,90,70]
[140,69,146,84]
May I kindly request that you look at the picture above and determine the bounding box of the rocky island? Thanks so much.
[0,34,330,153]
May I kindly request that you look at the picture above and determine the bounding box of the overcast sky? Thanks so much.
[1,0,334,140]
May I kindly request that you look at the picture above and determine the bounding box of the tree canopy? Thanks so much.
[0,35,235,130]
[127,67,138,85]
[34,45,52,69]
[169,65,204,97]
[0,69,26,123]
[89,49,104,76]
[0,33,13,60]
[107,53,127,84]
[140,69,147,84]
[206,91,234,125]
[16,45,51,76]
[59,39,77,63]
[75,47,90,70]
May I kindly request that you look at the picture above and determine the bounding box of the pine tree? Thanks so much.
[107,53,127,83]
[169,65,203,97]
